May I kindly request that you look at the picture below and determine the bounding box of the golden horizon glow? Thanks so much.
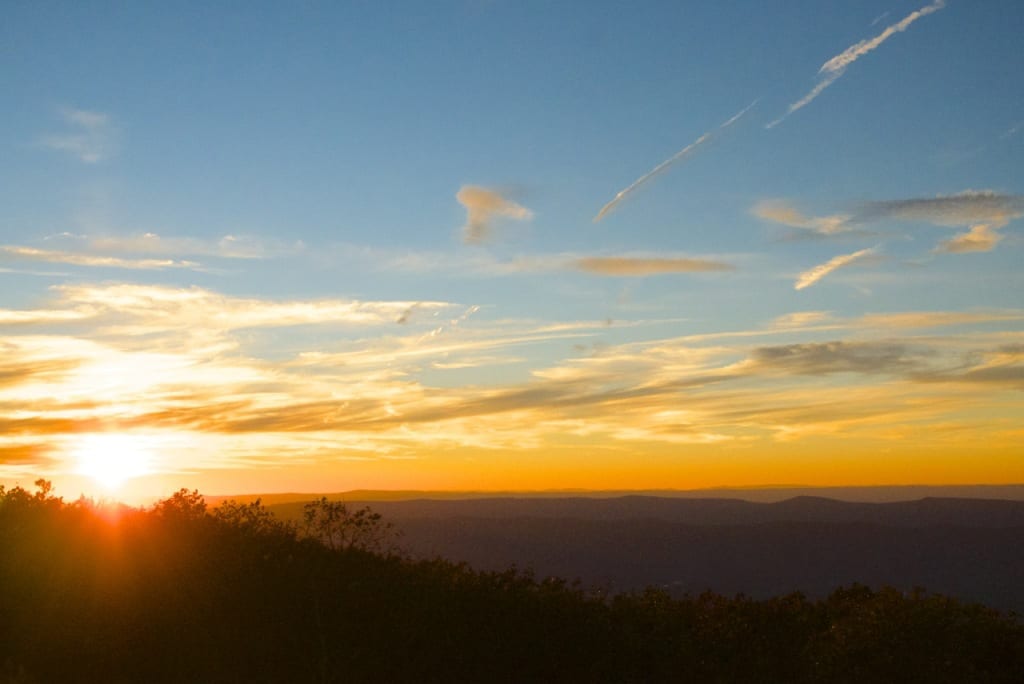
[1,283,1022,498]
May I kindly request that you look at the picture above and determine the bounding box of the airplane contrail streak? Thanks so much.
[593,100,757,222]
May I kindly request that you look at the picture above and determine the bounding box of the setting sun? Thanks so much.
[72,433,155,491]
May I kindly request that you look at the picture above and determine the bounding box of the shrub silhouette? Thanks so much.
[0,482,1021,683]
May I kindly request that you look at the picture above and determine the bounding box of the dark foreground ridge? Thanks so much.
[2,482,1022,683]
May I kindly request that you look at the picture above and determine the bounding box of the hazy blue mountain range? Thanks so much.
[254,493,1024,613]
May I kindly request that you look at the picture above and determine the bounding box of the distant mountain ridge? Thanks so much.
[304,494,1024,528]
[207,483,1024,506]
[254,494,1024,613]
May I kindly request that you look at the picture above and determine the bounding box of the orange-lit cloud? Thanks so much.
[794,247,877,290]
[934,223,1003,253]
[574,256,734,276]
[2,282,1022,493]
[455,186,533,244]
[752,199,852,235]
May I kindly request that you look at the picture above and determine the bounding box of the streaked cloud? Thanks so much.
[0,444,54,466]
[51,283,455,333]
[748,341,922,376]
[755,190,1022,253]
[83,232,295,259]
[0,245,200,270]
[593,101,756,222]
[856,310,1024,330]
[40,108,118,163]
[0,308,95,325]
[573,256,734,276]
[767,0,945,128]
[794,247,877,290]
[456,186,533,244]
[859,190,1022,253]
[2,280,1022,487]
[752,199,852,235]
[857,190,1024,227]
[770,311,835,329]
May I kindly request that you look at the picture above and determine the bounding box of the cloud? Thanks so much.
[857,310,1024,330]
[752,199,852,235]
[0,355,81,389]
[0,308,95,325]
[912,345,1024,389]
[770,311,834,329]
[794,247,877,290]
[934,223,1004,253]
[3,281,1023,483]
[748,341,922,376]
[0,245,200,270]
[857,190,1024,227]
[40,108,118,163]
[756,190,1022,252]
[573,256,734,276]
[858,190,1023,253]
[594,100,757,222]
[0,444,54,466]
[50,283,455,333]
[83,232,294,259]
[456,186,533,244]
[767,0,945,128]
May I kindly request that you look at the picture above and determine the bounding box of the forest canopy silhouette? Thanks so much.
[2,481,1023,683]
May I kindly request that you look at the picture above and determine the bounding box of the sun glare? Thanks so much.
[72,433,155,491]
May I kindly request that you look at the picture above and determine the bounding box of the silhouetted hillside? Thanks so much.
[3,483,1023,683]
[267,495,1024,612]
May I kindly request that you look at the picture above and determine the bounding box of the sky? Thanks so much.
[2,0,1023,502]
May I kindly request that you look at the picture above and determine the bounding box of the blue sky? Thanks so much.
[2,1,1023,498]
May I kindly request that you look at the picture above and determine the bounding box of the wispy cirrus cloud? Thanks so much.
[40,108,119,163]
[593,101,756,222]
[51,283,455,335]
[0,245,200,270]
[81,232,298,259]
[794,247,877,290]
[456,186,533,244]
[573,256,734,276]
[767,0,946,128]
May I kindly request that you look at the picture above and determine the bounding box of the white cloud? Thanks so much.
[0,245,199,270]
[768,0,946,128]
[40,107,118,163]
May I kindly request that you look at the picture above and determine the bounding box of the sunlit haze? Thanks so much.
[2,1,1022,503]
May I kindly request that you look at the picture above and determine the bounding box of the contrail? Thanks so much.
[594,100,757,222]
[794,247,877,290]
[767,0,945,128]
